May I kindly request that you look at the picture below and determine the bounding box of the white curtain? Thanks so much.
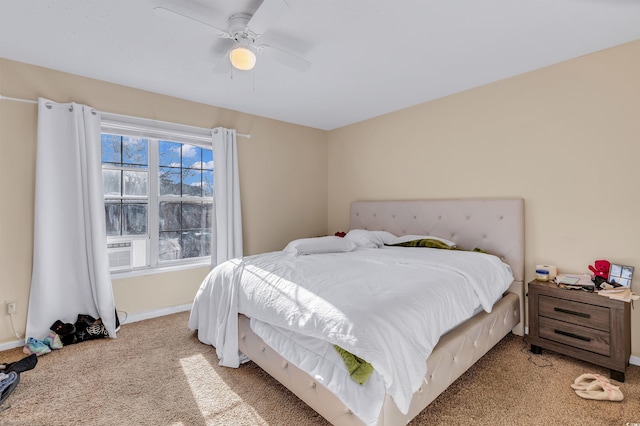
[26,98,117,341]
[211,127,243,267]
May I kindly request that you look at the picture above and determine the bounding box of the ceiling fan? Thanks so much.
[154,0,311,73]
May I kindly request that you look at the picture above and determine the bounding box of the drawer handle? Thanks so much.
[554,307,590,318]
[554,329,591,342]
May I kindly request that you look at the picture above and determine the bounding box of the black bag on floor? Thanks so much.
[51,314,109,346]
[73,314,109,343]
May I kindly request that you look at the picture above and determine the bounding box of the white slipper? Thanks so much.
[571,373,610,391]
[574,379,623,401]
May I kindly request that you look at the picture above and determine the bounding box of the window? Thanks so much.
[157,141,213,261]
[101,126,214,273]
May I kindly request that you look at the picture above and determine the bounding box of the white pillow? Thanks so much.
[344,229,397,248]
[283,236,357,255]
[392,234,457,247]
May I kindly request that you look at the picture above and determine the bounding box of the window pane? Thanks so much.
[103,169,121,196]
[101,134,122,164]
[122,137,148,166]
[158,141,181,167]
[159,167,181,196]
[182,230,209,258]
[105,202,121,236]
[159,231,181,260]
[123,170,148,197]
[182,203,205,230]
[181,144,201,169]
[122,203,148,235]
[202,149,213,170]
[202,171,213,197]
[159,201,181,231]
[182,169,202,196]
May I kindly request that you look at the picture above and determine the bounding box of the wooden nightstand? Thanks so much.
[528,280,631,382]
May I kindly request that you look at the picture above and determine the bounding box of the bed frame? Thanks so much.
[238,198,525,425]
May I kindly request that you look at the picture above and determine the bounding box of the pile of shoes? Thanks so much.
[50,314,109,346]
[0,353,38,410]
[22,314,110,360]
[571,373,624,401]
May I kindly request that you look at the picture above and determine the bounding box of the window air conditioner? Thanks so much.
[107,241,133,271]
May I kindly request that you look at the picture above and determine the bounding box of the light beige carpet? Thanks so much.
[0,311,638,425]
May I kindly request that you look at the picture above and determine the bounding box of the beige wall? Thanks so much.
[327,40,640,357]
[0,58,327,344]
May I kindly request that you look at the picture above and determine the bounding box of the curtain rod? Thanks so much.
[0,94,251,139]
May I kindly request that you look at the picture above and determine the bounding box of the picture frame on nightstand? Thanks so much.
[609,263,634,287]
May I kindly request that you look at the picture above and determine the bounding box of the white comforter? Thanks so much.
[189,246,513,420]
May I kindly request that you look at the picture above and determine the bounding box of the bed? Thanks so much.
[189,198,524,425]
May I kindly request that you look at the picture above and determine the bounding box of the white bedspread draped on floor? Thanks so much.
[26,98,117,341]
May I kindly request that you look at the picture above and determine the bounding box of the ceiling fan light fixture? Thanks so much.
[229,47,256,71]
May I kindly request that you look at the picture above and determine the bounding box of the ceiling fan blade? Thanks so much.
[211,40,236,74]
[212,51,232,74]
[247,0,291,36]
[153,5,230,38]
[210,37,236,56]
[256,44,311,72]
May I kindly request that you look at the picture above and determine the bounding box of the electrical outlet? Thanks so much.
[6,302,16,315]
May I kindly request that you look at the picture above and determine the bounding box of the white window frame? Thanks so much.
[100,113,214,277]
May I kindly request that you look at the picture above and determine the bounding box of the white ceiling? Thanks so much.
[2,0,640,131]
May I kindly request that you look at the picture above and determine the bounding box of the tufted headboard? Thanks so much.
[349,198,525,284]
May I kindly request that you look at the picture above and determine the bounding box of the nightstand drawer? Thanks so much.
[539,295,609,332]
[539,317,610,356]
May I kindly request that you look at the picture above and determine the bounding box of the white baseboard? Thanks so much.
[0,338,25,352]
[120,303,192,325]
[0,303,192,353]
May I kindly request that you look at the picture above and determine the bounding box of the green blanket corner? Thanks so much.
[334,345,374,385]
[388,238,457,250]
[388,238,498,257]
